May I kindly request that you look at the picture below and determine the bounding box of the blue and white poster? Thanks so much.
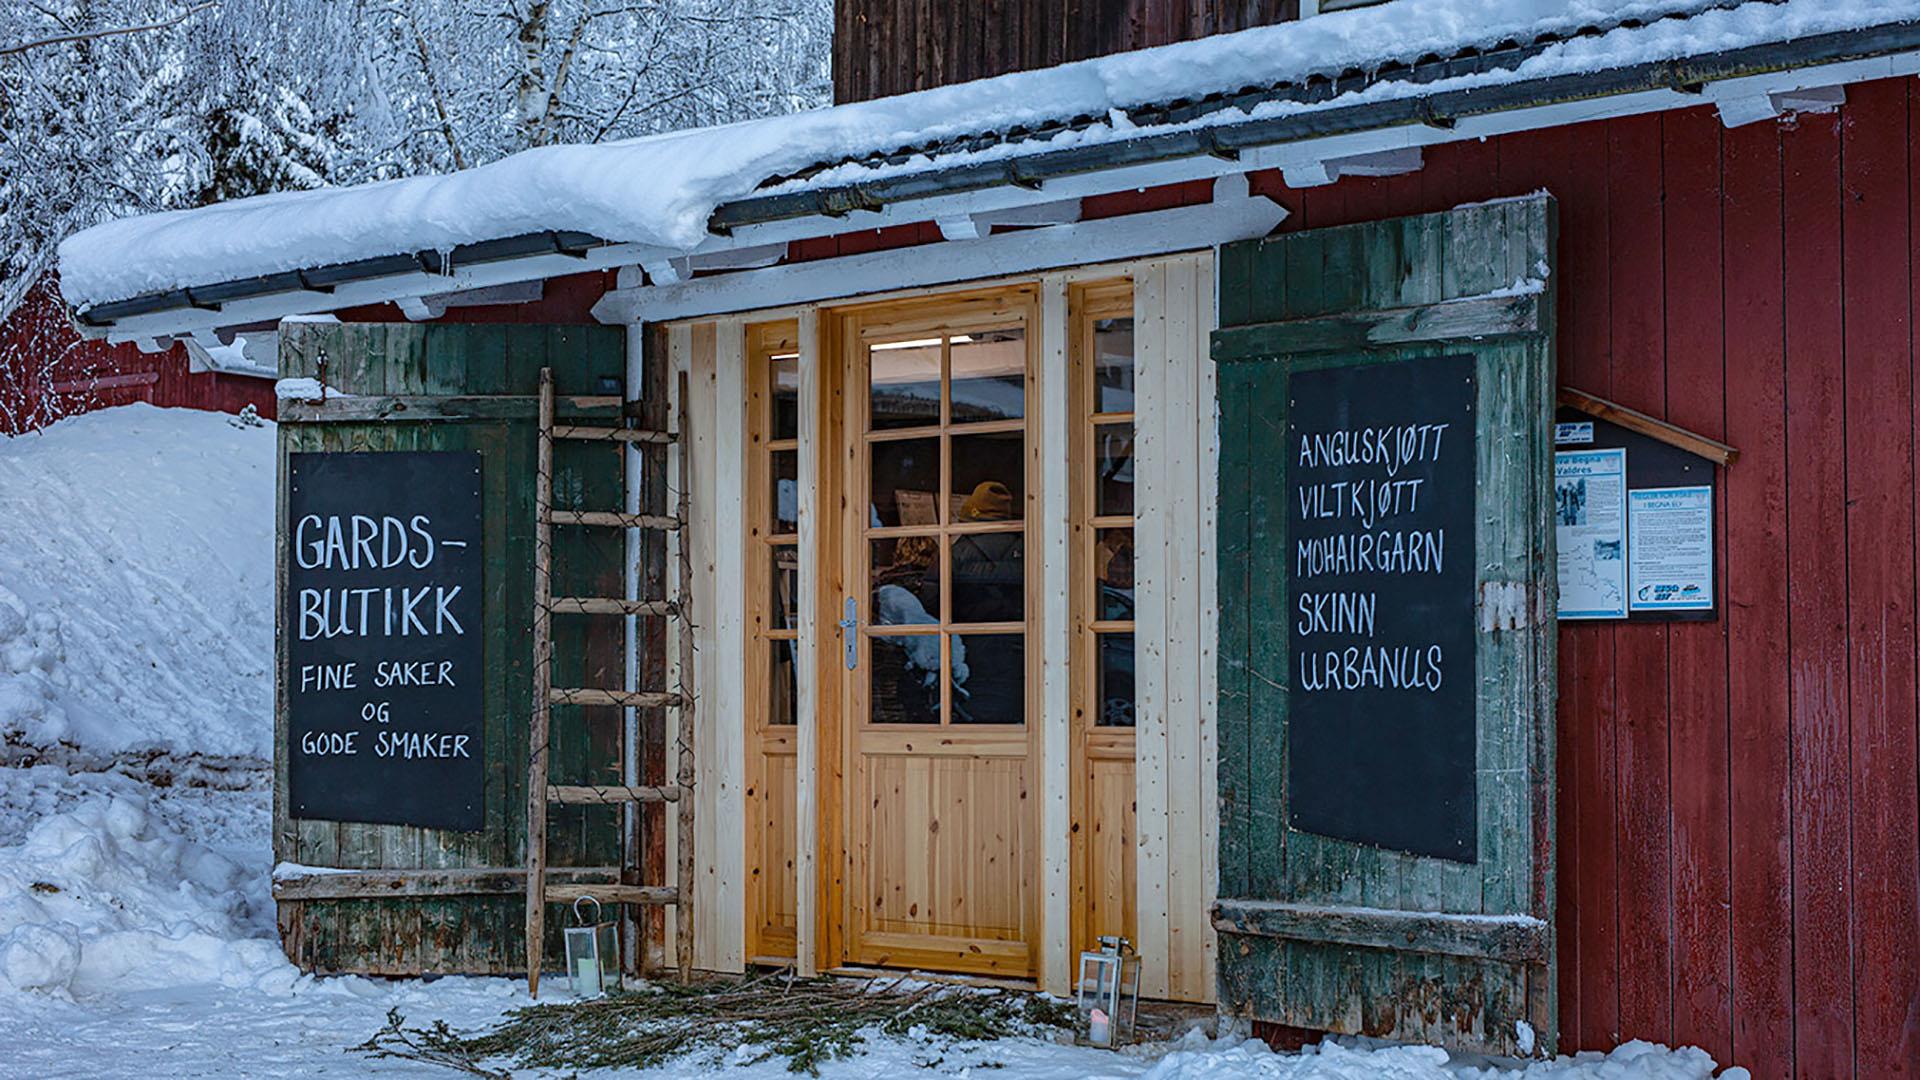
[1555,448,1628,619]
[1627,486,1714,612]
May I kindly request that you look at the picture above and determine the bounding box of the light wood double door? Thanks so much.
[822,289,1042,977]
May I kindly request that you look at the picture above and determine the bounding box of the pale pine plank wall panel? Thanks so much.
[1131,251,1219,1004]
[708,319,749,972]
[794,307,823,976]
[1132,260,1174,1000]
[678,318,748,973]
[1039,276,1076,995]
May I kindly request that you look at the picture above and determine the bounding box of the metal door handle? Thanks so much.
[838,597,859,670]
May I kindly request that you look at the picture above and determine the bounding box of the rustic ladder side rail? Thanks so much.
[525,366,695,995]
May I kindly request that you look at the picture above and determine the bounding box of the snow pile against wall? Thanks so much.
[57,0,1920,309]
[0,767,286,996]
[1136,1036,1742,1079]
[0,404,274,759]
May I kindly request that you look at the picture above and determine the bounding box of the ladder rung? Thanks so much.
[548,597,678,617]
[549,784,684,805]
[544,883,680,906]
[550,688,683,708]
[550,424,675,444]
[550,509,680,530]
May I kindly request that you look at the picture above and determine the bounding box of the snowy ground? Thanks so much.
[0,405,1746,1079]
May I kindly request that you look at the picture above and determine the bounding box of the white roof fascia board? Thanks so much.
[100,240,667,345]
[590,181,1284,325]
[94,48,1920,344]
[1704,50,1917,127]
[710,153,1250,253]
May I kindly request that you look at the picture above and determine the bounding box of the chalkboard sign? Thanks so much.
[285,451,485,831]
[1286,355,1478,862]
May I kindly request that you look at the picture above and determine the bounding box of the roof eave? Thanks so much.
[73,19,1920,336]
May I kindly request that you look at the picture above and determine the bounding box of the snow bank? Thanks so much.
[59,0,1920,308]
[1135,1035,1746,1079]
[0,772,287,997]
[0,404,275,759]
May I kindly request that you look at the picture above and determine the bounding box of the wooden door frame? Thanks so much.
[813,284,1046,978]
[1066,277,1139,962]
[743,318,803,966]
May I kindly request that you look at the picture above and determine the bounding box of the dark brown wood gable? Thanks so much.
[833,0,1303,104]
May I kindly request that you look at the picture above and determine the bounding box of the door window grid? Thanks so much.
[757,335,800,726]
[864,325,1028,726]
[1084,309,1136,728]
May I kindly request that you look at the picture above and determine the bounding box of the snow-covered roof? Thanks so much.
[59,0,1920,319]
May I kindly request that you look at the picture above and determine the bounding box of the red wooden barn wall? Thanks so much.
[771,79,1920,1073]
[0,275,275,436]
[1234,81,1918,1074]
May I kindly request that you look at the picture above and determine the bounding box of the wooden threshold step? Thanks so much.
[550,424,675,444]
[549,509,680,529]
[548,597,677,617]
[549,688,683,708]
[544,883,680,906]
[549,784,683,804]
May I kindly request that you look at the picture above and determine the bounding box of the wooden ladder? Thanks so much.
[525,367,695,994]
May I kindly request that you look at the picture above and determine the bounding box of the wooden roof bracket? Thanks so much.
[1557,385,1739,466]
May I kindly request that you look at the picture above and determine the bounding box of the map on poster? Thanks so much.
[1555,448,1628,619]
[1628,485,1714,612]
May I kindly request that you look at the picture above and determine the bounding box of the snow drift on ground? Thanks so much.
[0,406,1752,1077]
[0,403,274,759]
[60,0,1920,308]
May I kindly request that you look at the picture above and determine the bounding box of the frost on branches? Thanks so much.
[0,0,831,327]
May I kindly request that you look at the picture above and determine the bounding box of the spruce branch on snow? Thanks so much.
[353,974,1077,1076]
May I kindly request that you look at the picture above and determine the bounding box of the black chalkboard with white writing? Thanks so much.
[285,451,484,831]
[1286,355,1478,862]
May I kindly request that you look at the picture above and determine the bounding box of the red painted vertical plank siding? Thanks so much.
[1660,108,1734,1065]
[1782,109,1856,1079]
[1841,79,1920,1077]
[1606,112,1676,1047]
[1720,114,1795,1080]
[2,275,277,435]
[1554,122,1624,1057]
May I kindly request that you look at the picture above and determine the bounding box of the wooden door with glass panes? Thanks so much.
[835,288,1039,977]
[1070,282,1138,958]
[746,321,802,965]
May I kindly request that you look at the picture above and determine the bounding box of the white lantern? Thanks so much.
[1076,935,1141,1047]
[564,896,618,997]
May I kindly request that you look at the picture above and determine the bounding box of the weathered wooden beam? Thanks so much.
[550,687,682,708]
[550,510,680,530]
[550,424,675,444]
[675,369,697,981]
[545,883,680,906]
[1211,899,1551,964]
[279,394,624,423]
[548,596,678,617]
[272,865,621,901]
[549,784,683,804]
[1558,385,1739,465]
[526,368,558,997]
[1211,292,1542,359]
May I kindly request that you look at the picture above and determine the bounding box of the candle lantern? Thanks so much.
[1076,935,1141,1047]
[563,896,618,997]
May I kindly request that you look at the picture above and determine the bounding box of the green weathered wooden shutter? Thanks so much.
[272,320,630,975]
[1212,195,1558,1055]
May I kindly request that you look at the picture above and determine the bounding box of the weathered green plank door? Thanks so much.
[273,320,631,975]
[1213,195,1558,1056]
